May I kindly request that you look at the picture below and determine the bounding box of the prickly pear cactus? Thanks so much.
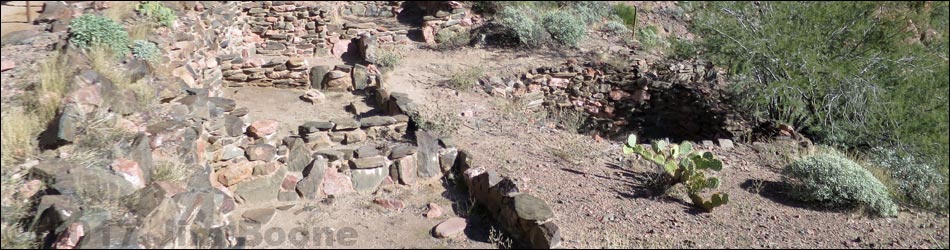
[623,134,729,211]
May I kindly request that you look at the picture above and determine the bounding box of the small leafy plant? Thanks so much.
[623,134,729,211]
[68,14,131,56]
[137,1,176,27]
[131,40,160,62]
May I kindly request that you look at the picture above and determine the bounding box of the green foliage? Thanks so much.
[669,37,699,60]
[613,4,638,30]
[68,14,131,57]
[567,2,613,25]
[636,25,664,50]
[497,6,546,47]
[601,21,632,36]
[131,40,160,62]
[137,1,176,27]
[869,147,949,212]
[541,10,587,46]
[622,135,729,211]
[375,47,403,72]
[784,149,898,217]
[446,66,484,91]
[687,2,949,169]
[492,1,618,48]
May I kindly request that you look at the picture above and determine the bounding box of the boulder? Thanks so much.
[433,218,466,238]
[247,119,280,138]
[245,144,277,162]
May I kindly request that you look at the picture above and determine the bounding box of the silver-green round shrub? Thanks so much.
[871,147,949,212]
[68,14,131,56]
[541,10,586,46]
[498,6,545,47]
[602,21,632,35]
[131,40,160,62]
[784,150,898,217]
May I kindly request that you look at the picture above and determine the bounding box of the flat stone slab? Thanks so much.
[514,194,554,222]
[242,208,276,226]
[433,217,466,238]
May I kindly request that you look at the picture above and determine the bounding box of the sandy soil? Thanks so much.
[381,45,950,249]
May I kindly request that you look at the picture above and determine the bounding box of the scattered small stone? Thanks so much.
[248,119,280,138]
[301,89,326,104]
[425,203,443,219]
[718,139,735,149]
[373,198,405,211]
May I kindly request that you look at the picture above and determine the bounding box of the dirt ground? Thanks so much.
[381,46,950,249]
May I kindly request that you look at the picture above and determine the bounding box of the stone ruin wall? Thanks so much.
[204,1,474,89]
[146,1,561,248]
[483,56,750,143]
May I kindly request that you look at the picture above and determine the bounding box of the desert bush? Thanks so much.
[636,25,664,50]
[137,1,177,27]
[601,21,632,36]
[686,2,949,170]
[869,147,949,212]
[541,10,587,46]
[375,47,403,72]
[151,157,192,185]
[68,14,131,56]
[446,66,484,91]
[622,135,729,211]
[783,148,898,217]
[132,40,160,62]
[668,37,699,60]
[497,6,546,47]
[568,2,613,25]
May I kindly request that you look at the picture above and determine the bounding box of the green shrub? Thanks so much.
[783,149,898,217]
[137,1,176,27]
[375,47,403,71]
[68,14,131,56]
[541,10,586,46]
[568,2,613,25]
[870,147,949,212]
[131,40,160,62]
[446,66,484,91]
[613,4,638,30]
[622,135,729,212]
[669,37,699,60]
[687,2,949,169]
[602,21,632,36]
[497,6,546,47]
[636,25,663,50]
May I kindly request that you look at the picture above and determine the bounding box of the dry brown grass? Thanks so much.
[0,108,40,167]
[127,20,153,41]
[32,54,71,123]
[102,1,139,22]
